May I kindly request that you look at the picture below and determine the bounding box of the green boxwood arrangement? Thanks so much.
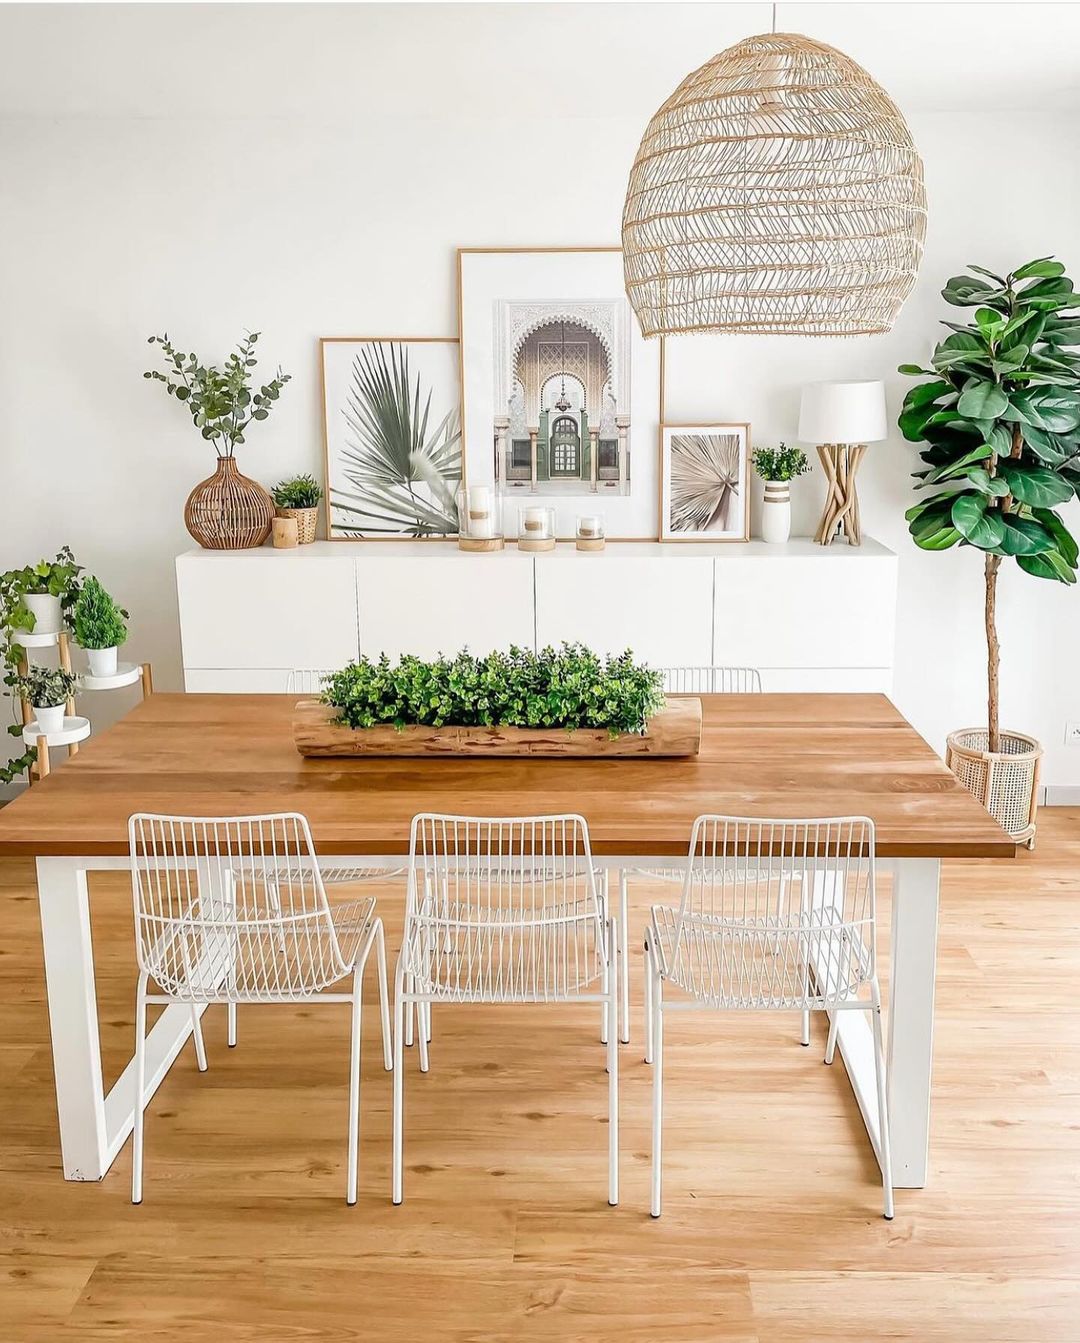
[321,644,666,737]
[72,577,128,651]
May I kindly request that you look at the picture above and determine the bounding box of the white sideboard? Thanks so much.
[176,539,898,693]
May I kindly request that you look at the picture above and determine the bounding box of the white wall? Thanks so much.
[2,3,1079,786]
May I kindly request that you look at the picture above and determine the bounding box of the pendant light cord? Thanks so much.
[772,2,777,33]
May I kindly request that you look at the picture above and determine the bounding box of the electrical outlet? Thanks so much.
[1065,721,1080,747]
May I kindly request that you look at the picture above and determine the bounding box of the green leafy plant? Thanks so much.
[321,644,666,737]
[1,547,83,785]
[752,444,810,483]
[334,343,461,536]
[144,331,291,457]
[272,474,324,509]
[72,577,128,651]
[9,665,78,708]
[900,257,1080,749]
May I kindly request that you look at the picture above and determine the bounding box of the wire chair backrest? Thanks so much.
[286,668,334,695]
[666,815,876,1009]
[129,813,349,1001]
[405,813,606,1003]
[662,666,762,694]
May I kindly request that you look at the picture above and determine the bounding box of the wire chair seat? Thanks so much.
[233,863,406,887]
[649,903,873,1010]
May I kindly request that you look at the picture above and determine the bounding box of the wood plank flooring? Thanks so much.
[2,812,1079,1340]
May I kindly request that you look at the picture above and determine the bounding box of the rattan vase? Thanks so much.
[184,456,274,550]
[945,728,1042,849]
[276,505,319,545]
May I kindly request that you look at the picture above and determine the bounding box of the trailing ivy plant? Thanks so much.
[321,644,666,737]
[144,330,291,457]
[271,474,323,509]
[0,547,83,785]
[900,257,1080,750]
[752,444,810,483]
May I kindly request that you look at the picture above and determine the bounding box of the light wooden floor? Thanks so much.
[2,814,1079,1341]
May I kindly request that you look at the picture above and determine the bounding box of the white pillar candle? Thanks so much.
[577,514,601,537]
[523,505,548,535]
[468,485,494,538]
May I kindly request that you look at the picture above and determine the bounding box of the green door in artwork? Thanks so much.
[550,416,581,478]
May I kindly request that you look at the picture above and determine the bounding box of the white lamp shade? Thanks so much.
[798,381,888,444]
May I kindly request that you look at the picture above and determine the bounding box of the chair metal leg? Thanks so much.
[404,972,415,1047]
[871,995,895,1220]
[346,965,363,1205]
[650,961,663,1218]
[190,1006,208,1072]
[600,872,610,1045]
[618,871,630,1045]
[643,932,654,1065]
[227,1001,237,1048]
[801,1008,811,1047]
[607,918,619,1206]
[374,919,393,1072]
[392,961,406,1205]
[417,997,430,1074]
[131,972,148,1204]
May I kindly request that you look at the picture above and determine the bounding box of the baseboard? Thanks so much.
[1043,785,1080,807]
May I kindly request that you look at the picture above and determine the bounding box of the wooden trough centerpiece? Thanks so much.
[293,695,702,759]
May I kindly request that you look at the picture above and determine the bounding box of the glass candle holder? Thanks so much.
[457,484,504,551]
[575,512,605,551]
[517,504,556,551]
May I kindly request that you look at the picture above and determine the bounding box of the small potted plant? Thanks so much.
[13,666,79,735]
[0,547,82,637]
[752,444,810,544]
[72,577,129,677]
[271,473,324,544]
[145,331,291,550]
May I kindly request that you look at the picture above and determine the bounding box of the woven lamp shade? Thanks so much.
[622,33,927,338]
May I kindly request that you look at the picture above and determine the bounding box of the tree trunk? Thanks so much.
[985,551,1002,752]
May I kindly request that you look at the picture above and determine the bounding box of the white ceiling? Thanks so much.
[0,2,1077,120]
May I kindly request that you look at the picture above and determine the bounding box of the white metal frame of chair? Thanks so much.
[283,669,406,890]
[614,666,764,1045]
[392,813,619,1206]
[128,811,393,1205]
[644,814,893,1220]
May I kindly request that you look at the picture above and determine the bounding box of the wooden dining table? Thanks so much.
[0,691,1014,1191]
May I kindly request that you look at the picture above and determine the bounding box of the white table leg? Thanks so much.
[37,856,207,1181]
[812,857,940,1189]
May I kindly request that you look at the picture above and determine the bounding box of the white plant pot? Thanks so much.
[24,592,62,635]
[33,703,66,734]
[87,646,118,677]
[761,483,791,545]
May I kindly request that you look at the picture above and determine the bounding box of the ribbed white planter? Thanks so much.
[945,728,1042,848]
[24,592,62,635]
[761,481,791,544]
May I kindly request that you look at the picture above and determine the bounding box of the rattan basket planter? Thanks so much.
[945,729,1042,849]
[184,457,274,550]
[276,505,319,545]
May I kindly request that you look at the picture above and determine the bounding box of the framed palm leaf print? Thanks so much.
[660,423,750,542]
[321,337,461,539]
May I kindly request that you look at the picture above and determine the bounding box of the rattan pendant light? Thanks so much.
[622,19,927,337]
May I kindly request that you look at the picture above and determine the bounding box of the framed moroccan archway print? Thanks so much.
[457,247,662,540]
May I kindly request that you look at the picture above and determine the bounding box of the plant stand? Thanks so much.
[23,716,91,780]
[945,728,1042,848]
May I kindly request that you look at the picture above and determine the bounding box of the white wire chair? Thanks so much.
[128,812,393,1205]
[615,665,764,1045]
[644,814,893,1220]
[282,668,406,891]
[393,813,619,1206]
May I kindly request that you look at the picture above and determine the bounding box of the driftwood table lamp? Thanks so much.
[799,380,887,546]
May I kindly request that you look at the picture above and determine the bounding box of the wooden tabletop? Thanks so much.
[0,693,1015,860]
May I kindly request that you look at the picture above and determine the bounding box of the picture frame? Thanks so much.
[659,422,751,543]
[320,336,462,541]
[457,246,662,540]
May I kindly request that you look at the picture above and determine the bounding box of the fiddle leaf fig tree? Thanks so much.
[900,258,1080,751]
